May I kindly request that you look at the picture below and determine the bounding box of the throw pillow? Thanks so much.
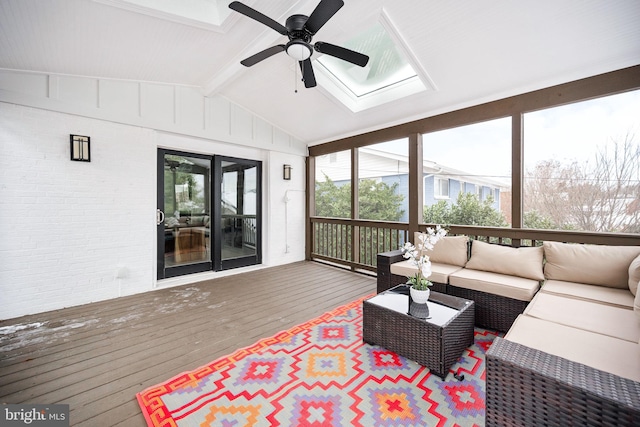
[629,254,640,296]
[418,233,469,267]
[544,242,640,289]
[465,240,544,281]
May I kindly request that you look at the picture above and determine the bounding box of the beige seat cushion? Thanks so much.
[629,254,640,296]
[449,268,540,301]
[464,240,544,281]
[524,292,640,342]
[390,260,463,284]
[418,233,469,267]
[541,280,634,309]
[543,242,640,289]
[631,254,640,319]
[506,315,640,382]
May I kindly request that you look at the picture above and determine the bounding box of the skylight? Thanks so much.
[317,23,416,97]
[94,0,232,29]
[314,15,433,112]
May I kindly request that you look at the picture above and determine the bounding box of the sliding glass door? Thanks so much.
[214,156,262,271]
[157,150,212,279]
[157,150,262,279]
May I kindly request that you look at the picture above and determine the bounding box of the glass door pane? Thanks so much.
[216,157,261,270]
[157,150,212,279]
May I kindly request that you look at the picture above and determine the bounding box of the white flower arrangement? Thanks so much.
[401,225,448,290]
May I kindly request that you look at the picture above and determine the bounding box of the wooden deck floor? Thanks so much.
[0,261,376,426]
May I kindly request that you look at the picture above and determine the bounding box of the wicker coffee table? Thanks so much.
[363,284,475,380]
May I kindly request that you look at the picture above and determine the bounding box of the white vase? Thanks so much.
[410,286,430,304]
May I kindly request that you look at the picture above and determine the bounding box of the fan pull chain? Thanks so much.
[294,60,299,93]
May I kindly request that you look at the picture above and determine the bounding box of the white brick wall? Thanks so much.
[0,102,306,319]
[0,103,157,319]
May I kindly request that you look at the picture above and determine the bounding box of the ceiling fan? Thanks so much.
[229,0,369,89]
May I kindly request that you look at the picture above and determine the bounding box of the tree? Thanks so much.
[357,178,405,221]
[524,133,640,233]
[523,210,557,230]
[591,134,640,232]
[314,174,405,265]
[423,192,508,227]
[315,175,352,218]
[315,174,405,221]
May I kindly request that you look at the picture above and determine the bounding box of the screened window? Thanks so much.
[357,139,407,221]
[422,118,510,227]
[315,150,351,218]
[523,89,640,233]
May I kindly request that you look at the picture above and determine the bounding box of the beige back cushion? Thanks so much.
[635,290,640,321]
[416,233,468,267]
[629,254,640,296]
[543,242,640,289]
[465,240,544,281]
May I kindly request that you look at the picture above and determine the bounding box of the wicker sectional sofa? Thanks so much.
[379,234,544,333]
[376,236,640,426]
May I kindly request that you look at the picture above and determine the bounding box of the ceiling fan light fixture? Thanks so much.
[230,1,368,91]
[286,40,312,61]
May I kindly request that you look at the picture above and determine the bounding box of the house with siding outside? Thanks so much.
[316,146,508,222]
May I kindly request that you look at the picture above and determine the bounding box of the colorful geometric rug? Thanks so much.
[137,296,500,427]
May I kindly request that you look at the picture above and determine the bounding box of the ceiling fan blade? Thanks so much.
[240,45,286,67]
[305,0,344,34]
[229,1,288,35]
[314,42,369,67]
[300,59,317,88]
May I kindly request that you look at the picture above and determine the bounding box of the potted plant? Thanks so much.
[401,225,448,304]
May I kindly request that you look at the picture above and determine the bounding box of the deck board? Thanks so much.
[0,261,376,426]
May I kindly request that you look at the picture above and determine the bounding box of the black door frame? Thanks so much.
[157,150,263,279]
[214,155,263,271]
[157,149,213,279]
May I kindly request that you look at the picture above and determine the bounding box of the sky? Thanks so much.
[523,89,640,167]
[373,89,640,186]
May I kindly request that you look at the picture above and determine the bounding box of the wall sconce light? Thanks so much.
[283,164,292,180]
[70,134,90,162]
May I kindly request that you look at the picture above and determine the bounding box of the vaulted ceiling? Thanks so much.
[1,0,639,146]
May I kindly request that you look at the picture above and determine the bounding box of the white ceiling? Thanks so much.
[1,0,639,146]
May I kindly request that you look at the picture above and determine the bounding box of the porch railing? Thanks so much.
[310,217,640,273]
[222,214,257,248]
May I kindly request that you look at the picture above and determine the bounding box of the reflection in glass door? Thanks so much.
[215,156,262,270]
[157,150,212,279]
